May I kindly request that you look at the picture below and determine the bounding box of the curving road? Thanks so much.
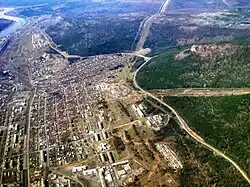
[133,54,250,184]
[132,0,250,183]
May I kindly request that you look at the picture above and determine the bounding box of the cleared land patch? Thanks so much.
[151,88,250,97]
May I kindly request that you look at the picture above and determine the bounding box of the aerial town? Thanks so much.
[0,7,182,187]
[1,0,250,186]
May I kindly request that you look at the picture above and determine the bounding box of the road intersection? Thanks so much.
[133,49,250,185]
[132,0,250,184]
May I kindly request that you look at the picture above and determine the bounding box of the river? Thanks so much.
[0,8,26,38]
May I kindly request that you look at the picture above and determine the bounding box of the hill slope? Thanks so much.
[137,44,250,89]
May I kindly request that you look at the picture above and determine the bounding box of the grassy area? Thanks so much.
[115,62,133,82]
[111,122,156,165]
[137,45,250,89]
[107,100,132,127]
[163,95,250,177]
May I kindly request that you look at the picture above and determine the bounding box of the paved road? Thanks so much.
[41,30,81,59]
[131,15,150,50]
[133,54,250,184]
[0,102,11,184]
[222,0,230,7]
[135,14,159,51]
[135,0,171,51]
[23,89,36,187]
[132,0,250,182]
[160,0,171,13]
[52,170,86,187]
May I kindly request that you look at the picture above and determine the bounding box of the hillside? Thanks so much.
[163,95,250,179]
[137,43,250,89]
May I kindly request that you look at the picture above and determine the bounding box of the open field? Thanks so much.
[110,121,181,187]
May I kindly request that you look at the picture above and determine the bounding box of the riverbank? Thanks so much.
[0,7,26,38]
[0,18,14,32]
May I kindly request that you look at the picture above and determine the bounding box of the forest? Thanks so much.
[158,118,249,187]
[137,45,250,89]
[163,95,250,177]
